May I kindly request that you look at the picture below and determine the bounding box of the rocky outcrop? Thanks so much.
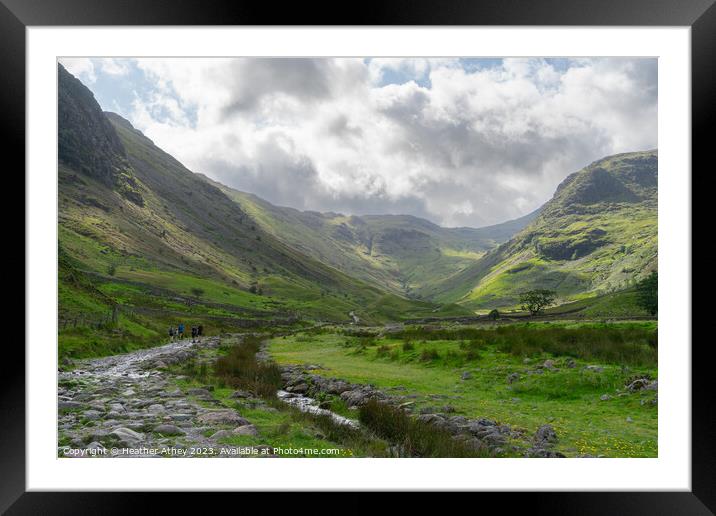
[58,63,144,206]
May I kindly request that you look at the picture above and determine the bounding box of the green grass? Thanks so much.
[268,325,658,457]
[170,335,389,457]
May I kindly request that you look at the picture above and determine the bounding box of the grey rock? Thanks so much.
[197,411,250,426]
[533,424,558,446]
[153,424,185,435]
[187,388,212,397]
[600,394,612,401]
[147,404,165,414]
[110,427,145,445]
[526,448,566,458]
[461,372,473,380]
[83,410,102,420]
[58,401,83,410]
[626,378,653,392]
[507,372,520,384]
[233,424,259,436]
[211,430,233,440]
[417,414,446,426]
[287,383,309,394]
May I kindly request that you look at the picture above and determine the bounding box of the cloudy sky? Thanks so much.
[60,57,657,228]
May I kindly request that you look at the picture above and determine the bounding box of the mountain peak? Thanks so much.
[549,150,657,215]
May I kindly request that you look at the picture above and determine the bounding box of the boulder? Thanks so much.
[153,424,185,436]
[286,383,309,394]
[110,427,145,445]
[210,430,233,440]
[233,424,259,436]
[197,411,251,426]
[58,401,83,411]
[147,404,165,414]
[507,372,520,384]
[187,388,212,397]
[533,424,558,446]
[626,378,652,392]
[82,410,102,420]
[526,447,566,458]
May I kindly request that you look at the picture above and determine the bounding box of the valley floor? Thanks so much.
[268,321,658,458]
[58,320,658,458]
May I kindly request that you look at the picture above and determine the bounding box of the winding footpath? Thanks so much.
[58,336,264,458]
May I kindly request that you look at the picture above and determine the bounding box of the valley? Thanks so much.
[56,63,659,458]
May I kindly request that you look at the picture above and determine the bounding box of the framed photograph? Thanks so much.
[6,0,711,509]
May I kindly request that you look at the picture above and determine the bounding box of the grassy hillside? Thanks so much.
[57,64,469,358]
[429,151,658,310]
[204,176,537,299]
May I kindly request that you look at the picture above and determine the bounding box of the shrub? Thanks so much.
[376,345,390,357]
[214,335,282,398]
[519,289,556,315]
[402,340,414,352]
[358,399,492,458]
[419,348,439,362]
[395,326,656,366]
[636,271,658,315]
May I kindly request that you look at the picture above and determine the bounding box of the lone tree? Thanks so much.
[519,289,556,315]
[636,271,658,316]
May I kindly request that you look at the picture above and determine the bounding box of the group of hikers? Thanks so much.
[168,322,203,343]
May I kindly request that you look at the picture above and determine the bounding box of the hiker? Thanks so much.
[168,326,174,342]
[178,323,185,339]
[197,324,203,337]
[191,325,198,343]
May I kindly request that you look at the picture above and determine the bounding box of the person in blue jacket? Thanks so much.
[178,323,185,339]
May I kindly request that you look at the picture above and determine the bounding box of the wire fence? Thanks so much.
[58,305,122,330]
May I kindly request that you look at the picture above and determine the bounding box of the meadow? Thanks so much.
[268,321,658,457]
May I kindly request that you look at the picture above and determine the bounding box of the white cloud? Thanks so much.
[104,57,656,227]
[99,58,130,76]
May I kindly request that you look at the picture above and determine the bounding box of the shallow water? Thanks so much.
[276,390,359,429]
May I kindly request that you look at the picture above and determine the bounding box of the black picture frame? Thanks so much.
[4,0,711,511]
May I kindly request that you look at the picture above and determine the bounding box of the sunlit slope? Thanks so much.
[58,63,469,335]
[205,176,538,299]
[428,150,658,310]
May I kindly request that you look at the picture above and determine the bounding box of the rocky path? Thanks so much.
[58,336,261,458]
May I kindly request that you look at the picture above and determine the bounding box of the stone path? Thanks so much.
[58,336,262,458]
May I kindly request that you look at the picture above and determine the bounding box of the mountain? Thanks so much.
[427,150,658,309]
[200,176,539,299]
[57,64,471,356]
